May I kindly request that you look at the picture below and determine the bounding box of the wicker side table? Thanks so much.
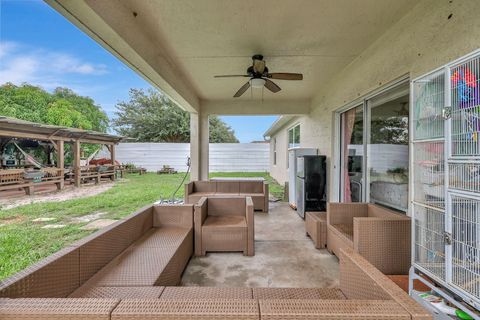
[305,211,327,249]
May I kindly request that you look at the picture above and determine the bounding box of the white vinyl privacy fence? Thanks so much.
[99,143,269,172]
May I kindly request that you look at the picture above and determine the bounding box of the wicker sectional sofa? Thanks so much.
[185,180,269,212]
[0,204,194,299]
[0,202,431,319]
[0,247,431,319]
[327,202,411,275]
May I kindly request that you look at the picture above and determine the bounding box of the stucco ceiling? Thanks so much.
[118,0,418,101]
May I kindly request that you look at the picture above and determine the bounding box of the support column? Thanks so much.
[73,140,81,187]
[110,144,116,165]
[57,140,64,190]
[110,144,116,181]
[190,112,209,181]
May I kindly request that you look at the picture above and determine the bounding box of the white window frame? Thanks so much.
[288,123,301,149]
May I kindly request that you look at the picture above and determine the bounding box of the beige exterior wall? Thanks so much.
[268,116,310,185]
[268,0,480,202]
[269,126,288,185]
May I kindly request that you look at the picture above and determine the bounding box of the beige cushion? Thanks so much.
[239,193,265,210]
[367,204,408,219]
[207,197,246,216]
[215,181,240,193]
[190,192,215,197]
[332,223,354,241]
[239,181,264,193]
[203,216,246,228]
[193,181,216,193]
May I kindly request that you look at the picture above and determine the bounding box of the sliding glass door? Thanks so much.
[338,81,410,212]
[366,83,409,211]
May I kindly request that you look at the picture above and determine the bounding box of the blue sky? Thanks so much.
[0,0,277,142]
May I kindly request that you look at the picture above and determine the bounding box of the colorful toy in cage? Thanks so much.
[451,67,480,109]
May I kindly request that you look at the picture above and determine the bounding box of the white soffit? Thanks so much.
[48,0,418,109]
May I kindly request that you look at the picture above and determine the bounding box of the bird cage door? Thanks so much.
[446,53,480,309]
[412,69,447,284]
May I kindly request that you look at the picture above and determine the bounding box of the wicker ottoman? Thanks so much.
[305,212,327,249]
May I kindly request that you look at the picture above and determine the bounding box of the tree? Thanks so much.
[0,83,110,163]
[0,83,109,132]
[370,116,408,145]
[209,116,238,143]
[113,88,239,143]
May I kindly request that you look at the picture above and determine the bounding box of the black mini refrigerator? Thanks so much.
[296,155,327,219]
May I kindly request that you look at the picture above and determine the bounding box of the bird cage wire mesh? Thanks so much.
[413,70,445,140]
[414,204,446,281]
[413,141,445,209]
[451,56,480,157]
[451,194,480,300]
[412,51,480,309]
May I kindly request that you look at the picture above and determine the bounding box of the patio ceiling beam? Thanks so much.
[46,0,200,113]
[200,99,311,115]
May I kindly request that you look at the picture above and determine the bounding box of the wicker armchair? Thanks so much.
[194,196,254,256]
[327,203,411,275]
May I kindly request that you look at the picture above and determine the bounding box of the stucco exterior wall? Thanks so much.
[268,0,480,202]
[269,126,288,185]
[311,0,480,202]
[268,116,310,185]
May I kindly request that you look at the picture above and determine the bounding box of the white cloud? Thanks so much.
[0,56,38,83]
[51,53,108,75]
[0,41,17,59]
[0,41,108,89]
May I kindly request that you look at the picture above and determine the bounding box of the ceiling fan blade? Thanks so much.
[233,81,251,98]
[264,79,281,93]
[267,73,303,80]
[214,75,250,78]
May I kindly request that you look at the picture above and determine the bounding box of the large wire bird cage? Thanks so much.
[412,51,480,311]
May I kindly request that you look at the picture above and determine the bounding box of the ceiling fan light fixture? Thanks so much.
[250,78,266,89]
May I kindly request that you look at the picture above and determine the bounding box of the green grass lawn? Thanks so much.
[0,172,283,280]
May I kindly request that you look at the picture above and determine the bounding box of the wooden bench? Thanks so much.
[71,165,118,185]
[0,168,64,195]
[157,166,177,174]
[126,167,147,175]
[0,169,30,193]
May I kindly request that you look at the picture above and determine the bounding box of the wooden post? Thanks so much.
[57,140,64,190]
[73,140,81,187]
[110,144,116,181]
[111,144,116,165]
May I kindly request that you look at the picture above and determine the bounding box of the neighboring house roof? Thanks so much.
[263,116,295,139]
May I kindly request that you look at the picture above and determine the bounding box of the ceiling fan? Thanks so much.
[214,54,303,98]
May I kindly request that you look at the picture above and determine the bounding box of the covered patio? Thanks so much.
[182,202,339,288]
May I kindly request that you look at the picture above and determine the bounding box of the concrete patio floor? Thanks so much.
[181,202,339,287]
